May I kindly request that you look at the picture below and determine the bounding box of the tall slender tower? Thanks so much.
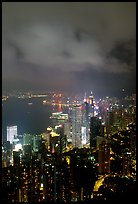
[82,101,90,144]
[83,92,87,103]
[71,105,82,148]
[89,91,93,105]
[89,91,94,117]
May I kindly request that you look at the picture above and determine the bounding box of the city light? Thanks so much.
[14,143,22,151]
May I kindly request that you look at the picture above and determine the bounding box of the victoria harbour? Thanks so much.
[2,97,62,139]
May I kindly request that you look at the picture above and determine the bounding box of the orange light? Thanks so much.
[79,105,83,110]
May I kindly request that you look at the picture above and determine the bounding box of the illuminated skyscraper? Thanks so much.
[82,102,90,144]
[71,105,82,148]
[83,92,87,103]
[89,91,94,117]
[64,122,72,143]
[7,125,17,144]
[89,91,93,105]
[23,133,33,146]
[56,124,66,154]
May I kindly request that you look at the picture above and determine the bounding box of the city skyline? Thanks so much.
[2,2,136,98]
[2,91,136,202]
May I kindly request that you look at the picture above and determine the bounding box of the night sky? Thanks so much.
[2,2,136,98]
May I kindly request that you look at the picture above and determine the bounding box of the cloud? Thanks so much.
[3,24,104,72]
[2,2,136,95]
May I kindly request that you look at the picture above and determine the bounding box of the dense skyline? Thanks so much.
[2,2,136,98]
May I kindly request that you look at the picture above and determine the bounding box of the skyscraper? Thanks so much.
[64,122,72,143]
[89,91,93,106]
[90,117,101,148]
[7,125,17,144]
[122,151,131,176]
[89,91,94,117]
[98,140,110,174]
[82,102,90,145]
[56,124,66,154]
[71,105,82,148]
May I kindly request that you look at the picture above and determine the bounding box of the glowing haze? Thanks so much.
[2,2,136,97]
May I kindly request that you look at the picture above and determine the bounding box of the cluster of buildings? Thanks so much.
[2,92,136,202]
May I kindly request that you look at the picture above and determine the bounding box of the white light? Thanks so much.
[41,183,43,188]
[81,127,86,145]
[13,138,19,142]
[14,144,22,151]
[45,164,49,166]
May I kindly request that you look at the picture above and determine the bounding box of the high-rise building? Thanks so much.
[49,134,60,154]
[64,122,72,143]
[33,135,42,152]
[22,134,43,154]
[7,125,17,144]
[89,91,93,106]
[71,105,82,148]
[108,111,115,133]
[90,117,102,148]
[89,91,94,117]
[82,102,90,145]
[130,132,136,160]
[98,140,110,174]
[23,134,33,146]
[122,151,131,176]
[56,124,66,154]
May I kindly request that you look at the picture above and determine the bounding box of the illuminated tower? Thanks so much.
[71,105,82,148]
[82,101,90,144]
[89,91,93,105]
[83,92,87,103]
[7,125,17,144]
[56,124,66,154]
[89,91,94,117]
